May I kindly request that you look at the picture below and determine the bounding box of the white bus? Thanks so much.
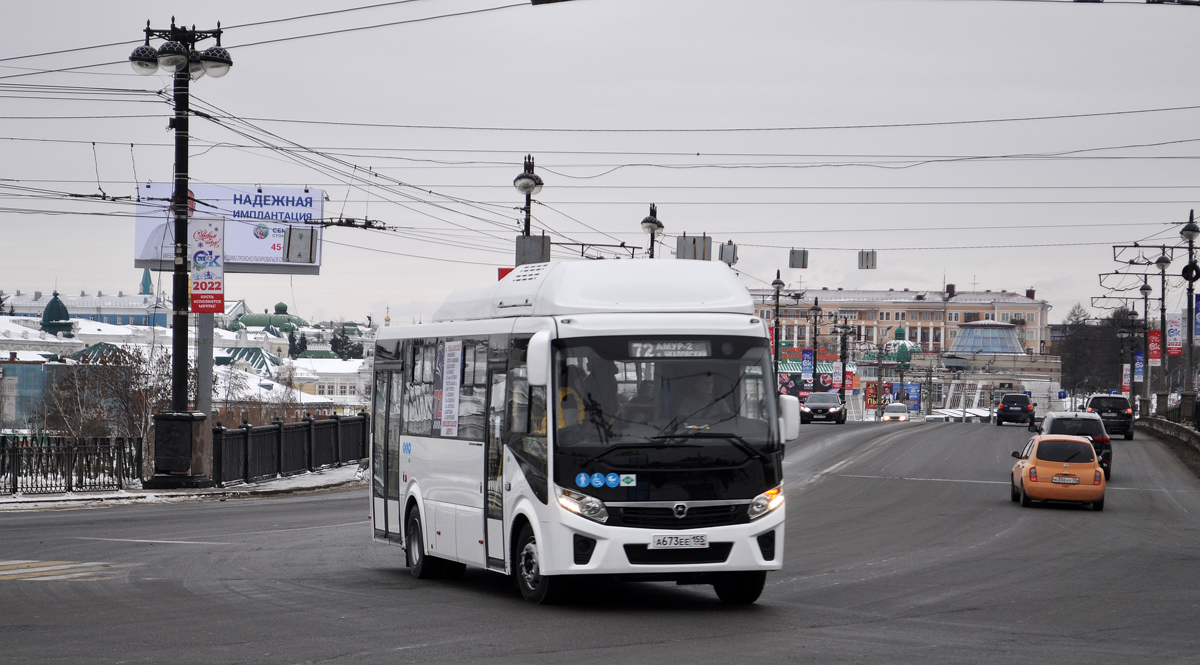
[370,260,800,604]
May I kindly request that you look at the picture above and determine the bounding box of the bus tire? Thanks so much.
[713,570,766,604]
[514,523,566,604]
[406,509,445,579]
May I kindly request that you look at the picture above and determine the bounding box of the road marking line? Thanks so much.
[0,561,73,572]
[27,565,138,581]
[0,563,110,580]
[839,474,1008,485]
[0,560,39,567]
[74,537,232,545]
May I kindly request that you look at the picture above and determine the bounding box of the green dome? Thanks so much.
[40,291,73,337]
[893,325,906,341]
[230,301,308,333]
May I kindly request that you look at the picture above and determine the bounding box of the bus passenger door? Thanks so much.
[484,369,507,568]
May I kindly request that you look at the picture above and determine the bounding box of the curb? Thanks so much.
[0,467,368,511]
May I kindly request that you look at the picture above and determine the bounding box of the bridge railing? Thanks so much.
[1,435,143,495]
[212,413,367,487]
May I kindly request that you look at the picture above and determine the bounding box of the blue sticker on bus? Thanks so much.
[575,472,590,488]
[605,473,620,488]
[591,473,605,488]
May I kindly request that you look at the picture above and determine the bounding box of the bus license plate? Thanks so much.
[649,534,708,549]
[1052,476,1080,485]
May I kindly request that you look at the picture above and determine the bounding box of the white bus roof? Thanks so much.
[432,260,754,322]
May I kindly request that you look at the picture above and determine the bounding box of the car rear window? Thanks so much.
[1036,439,1096,463]
[1002,395,1030,405]
[1090,397,1130,411]
[1047,418,1106,438]
[806,394,840,405]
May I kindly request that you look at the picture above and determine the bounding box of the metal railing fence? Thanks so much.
[212,413,367,487]
[1,435,142,495]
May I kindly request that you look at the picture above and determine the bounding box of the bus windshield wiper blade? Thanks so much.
[581,442,700,466]
[650,432,772,464]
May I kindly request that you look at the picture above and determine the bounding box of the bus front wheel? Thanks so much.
[406,509,445,579]
[514,524,567,604]
[713,571,766,604]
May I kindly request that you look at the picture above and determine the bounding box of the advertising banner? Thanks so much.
[865,382,892,410]
[188,217,224,314]
[1134,352,1145,383]
[800,348,814,381]
[1196,295,1200,337]
[1122,364,1131,396]
[1168,315,1183,357]
[439,341,462,438]
[1149,330,1162,367]
[134,183,323,275]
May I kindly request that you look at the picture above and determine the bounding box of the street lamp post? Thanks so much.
[1156,251,1172,416]
[1117,326,1131,399]
[1181,211,1200,423]
[641,204,663,259]
[513,155,543,237]
[130,18,231,486]
[808,298,823,362]
[835,322,855,403]
[772,271,785,392]
[1140,280,1152,418]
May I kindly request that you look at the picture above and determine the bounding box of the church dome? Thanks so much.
[229,301,308,333]
[40,291,73,337]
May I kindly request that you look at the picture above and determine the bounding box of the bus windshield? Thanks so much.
[552,335,778,452]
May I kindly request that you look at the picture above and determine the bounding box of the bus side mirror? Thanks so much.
[779,394,800,441]
[527,330,551,387]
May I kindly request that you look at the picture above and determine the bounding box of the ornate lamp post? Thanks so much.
[834,322,856,403]
[130,18,231,487]
[777,268,787,388]
[1140,280,1153,417]
[1181,212,1200,422]
[641,205,663,259]
[1117,327,1131,398]
[808,298,823,361]
[1156,251,1172,416]
[513,155,543,237]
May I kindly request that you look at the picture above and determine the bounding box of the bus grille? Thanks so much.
[614,504,745,529]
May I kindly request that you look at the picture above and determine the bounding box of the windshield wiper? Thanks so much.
[650,432,773,464]
[581,442,701,466]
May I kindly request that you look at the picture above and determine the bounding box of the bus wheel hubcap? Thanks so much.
[520,542,540,588]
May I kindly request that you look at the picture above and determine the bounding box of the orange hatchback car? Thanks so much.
[1011,435,1106,511]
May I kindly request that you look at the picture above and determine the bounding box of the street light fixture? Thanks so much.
[808,298,823,360]
[1156,251,1172,416]
[513,155,543,237]
[641,204,663,259]
[1182,211,1200,422]
[834,322,856,403]
[130,18,231,487]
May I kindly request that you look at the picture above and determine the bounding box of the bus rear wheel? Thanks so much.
[713,570,766,604]
[514,524,567,604]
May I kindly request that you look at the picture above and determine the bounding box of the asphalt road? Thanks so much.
[2,422,1198,664]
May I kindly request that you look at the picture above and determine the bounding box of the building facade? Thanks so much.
[751,284,1053,355]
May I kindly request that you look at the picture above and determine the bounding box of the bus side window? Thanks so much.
[506,338,548,503]
[457,338,490,440]
[387,370,403,500]
[372,371,389,499]
[404,340,435,436]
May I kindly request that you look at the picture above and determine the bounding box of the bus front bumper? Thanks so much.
[541,504,786,577]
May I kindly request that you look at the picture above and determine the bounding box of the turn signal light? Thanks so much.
[1094,470,1103,485]
[1029,467,1038,483]
[1124,408,1133,414]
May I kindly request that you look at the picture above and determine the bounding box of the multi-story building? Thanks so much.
[751,283,1053,355]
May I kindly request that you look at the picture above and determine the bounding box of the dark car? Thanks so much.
[1037,411,1113,480]
[995,393,1036,426]
[801,393,846,424]
[1086,395,1134,440]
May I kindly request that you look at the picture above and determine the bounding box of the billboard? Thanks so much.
[1149,330,1162,367]
[134,183,323,275]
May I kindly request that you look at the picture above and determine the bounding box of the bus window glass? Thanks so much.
[507,339,548,502]
[404,340,436,436]
[372,371,389,499]
[458,339,489,440]
[553,335,777,449]
[387,372,403,499]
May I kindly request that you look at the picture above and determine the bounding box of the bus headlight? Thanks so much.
[747,485,784,520]
[556,486,609,523]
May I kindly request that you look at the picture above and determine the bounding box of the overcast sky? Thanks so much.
[3,0,1200,325]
